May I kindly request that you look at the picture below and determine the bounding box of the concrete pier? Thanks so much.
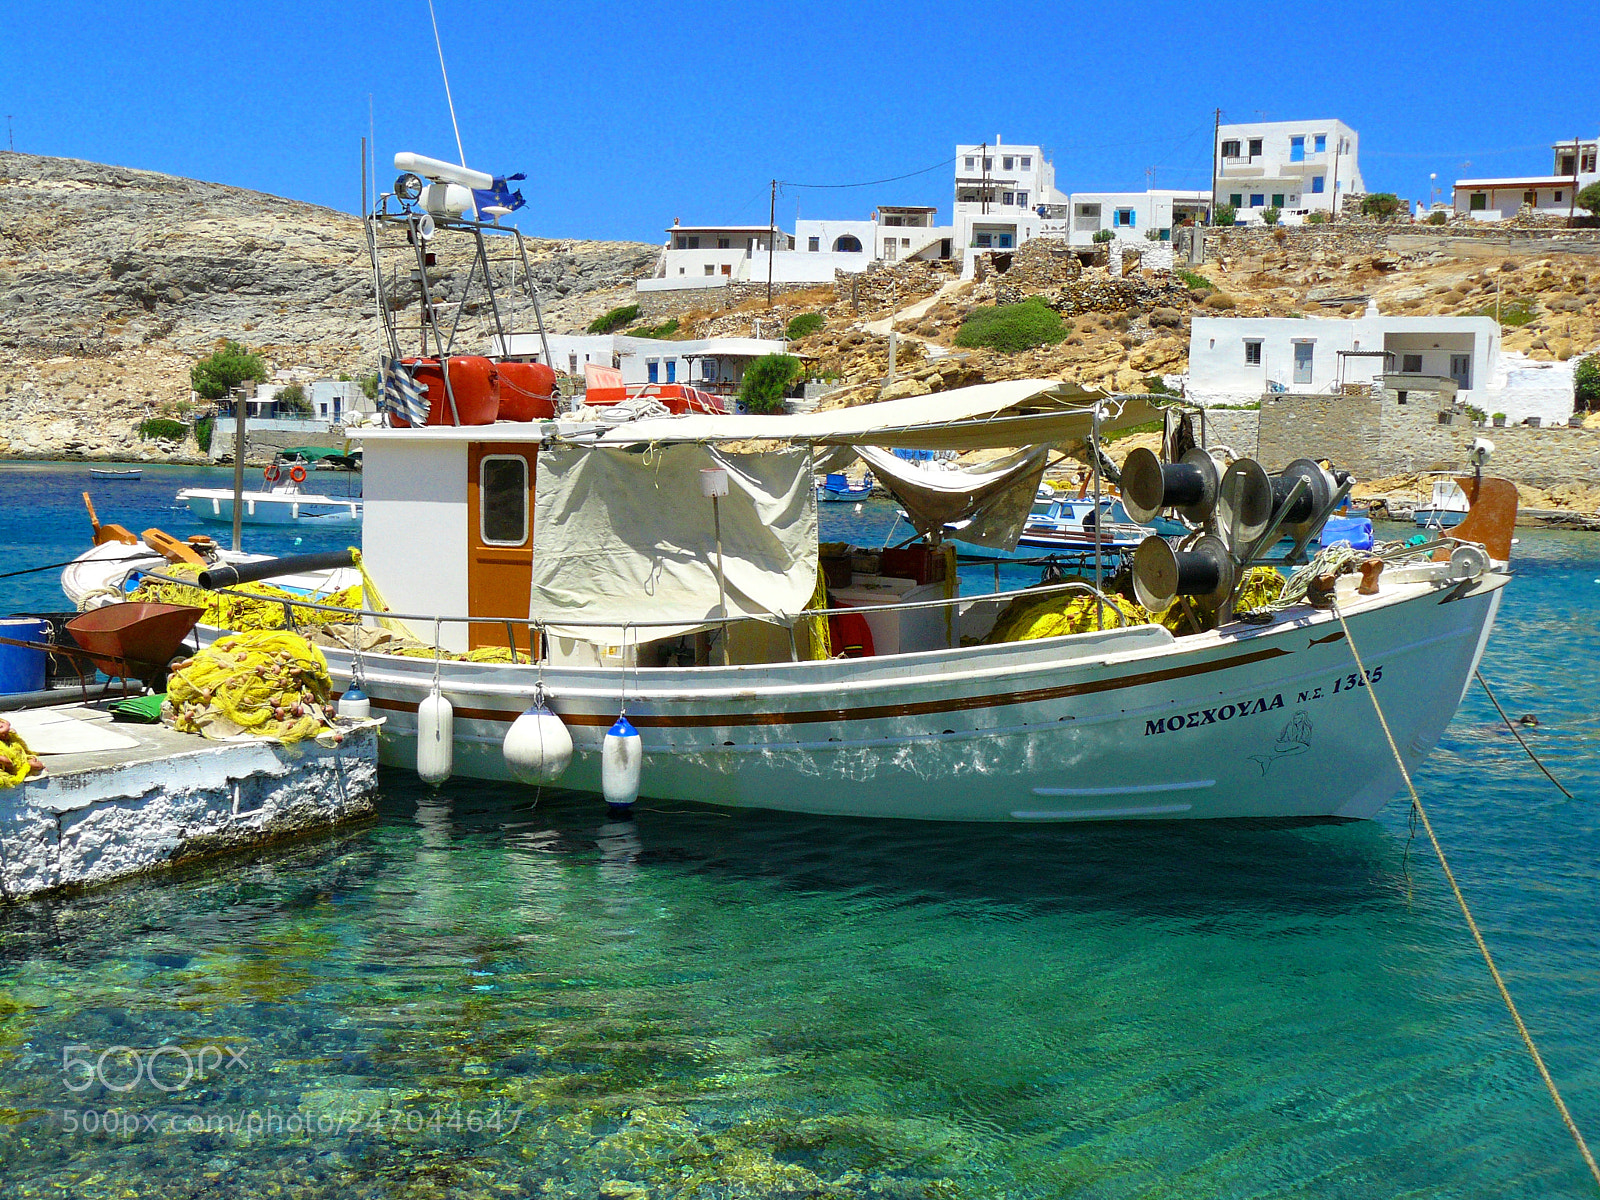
[0,704,378,899]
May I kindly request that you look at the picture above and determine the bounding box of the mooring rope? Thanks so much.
[1330,598,1600,1189]
[1475,670,1577,801]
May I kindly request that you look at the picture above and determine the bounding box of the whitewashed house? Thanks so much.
[1452,137,1598,220]
[495,333,787,395]
[1064,190,1211,246]
[1213,120,1363,223]
[1186,315,1500,411]
[952,138,1070,254]
[641,223,797,293]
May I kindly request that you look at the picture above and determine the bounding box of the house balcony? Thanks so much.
[1218,157,1267,177]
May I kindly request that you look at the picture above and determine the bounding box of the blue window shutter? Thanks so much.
[666,360,676,383]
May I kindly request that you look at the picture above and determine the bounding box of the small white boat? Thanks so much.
[1017,493,1147,553]
[89,468,142,481]
[177,464,361,530]
[1414,478,1470,529]
[817,472,873,501]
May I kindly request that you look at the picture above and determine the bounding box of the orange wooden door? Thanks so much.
[467,441,539,653]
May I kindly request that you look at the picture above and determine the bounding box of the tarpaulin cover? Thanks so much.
[529,443,817,644]
[856,444,1049,550]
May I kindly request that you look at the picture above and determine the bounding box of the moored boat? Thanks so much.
[1415,477,1471,529]
[89,468,142,480]
[176,461,362,530]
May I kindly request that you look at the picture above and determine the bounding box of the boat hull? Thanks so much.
[178,490,362,529]
[1414,508,1467,529]
[298,572,1504,822]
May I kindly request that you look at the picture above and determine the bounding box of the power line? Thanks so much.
[780,156,955,190]
[1364,144,1552,159]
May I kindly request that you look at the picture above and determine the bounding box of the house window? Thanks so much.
[720,264,731,276]
[1402,353,1423,373]
[686,236,699,249]
[717,237,730,249]
[1290,136,1305,162]
[479,456,529,547]
[1311,176,1325,194]
[1244,340,1262,365]
[983,157,992,170]
[833,234,862,252]
[665,359,676,383]
[1555,191,1563,203]
[1248,138,1263,157]
[901,237,910,246]
[1272,193,1285,207]
[1020,156,1031,169]
[1314,134,1326,153]
[975,232,992,248]
[1251,194,1265,207]
[1002,191,1014,205]
[647,360,659,383]
[677,267,685,275]
[1470,192,1488,211]
[1229,193,1243,208]
[1523,190,1537,206]
[964,156,975,169]
[1221,139,1240,158]
[997,233,1013,248]
[1293,341,1314,385]
[1114,208,1136,227]
[1584,149,1597,173]
[674,236,687,249]
[808,236,819,251]
[1003,156,1014,170]
[704,264,715,275]
[1016,191,1028,207]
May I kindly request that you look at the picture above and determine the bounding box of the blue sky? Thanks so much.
[5,0,1596,244]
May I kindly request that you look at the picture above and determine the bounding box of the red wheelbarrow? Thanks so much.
[65,602,205,684]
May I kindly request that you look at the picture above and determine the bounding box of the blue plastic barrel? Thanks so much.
[0,619,49,695]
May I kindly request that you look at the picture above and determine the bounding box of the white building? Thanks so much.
[1186,315,1500,411]
[495,332,787,394]
[309,379,366,421]
[1452,136,1598,220]
[1064,190,1211,246]
[1214,120,1363,223]
[952,138,1069,253]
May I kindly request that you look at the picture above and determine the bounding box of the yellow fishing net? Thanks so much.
[164,631,336,743]
[983,569,1285,644]
[129,564,363,633]
[0,721,42,788]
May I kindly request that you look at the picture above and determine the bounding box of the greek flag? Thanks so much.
[381,357,430,426]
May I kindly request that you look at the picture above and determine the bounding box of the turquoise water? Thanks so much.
[2,463,1598,1197]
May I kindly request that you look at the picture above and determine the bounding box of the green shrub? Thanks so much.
[194,415,215,453]
[361,373,380,400]
[1177,269,1212,291]
[1143,376,1181,396]
[1143,228,1164,242]
[587,303,641,334]
[953,299,1069,353]
[1574,355,1600,411]
[138,417,189,442]
[623,317,680,339]
[1214,203,1237,226]
[1306,212,1327,225]
[785,312,824,340]
[1261,206,1281,226]
[1576,182,1600,218]
[1092,229,1115,243]
[1202,292,1237,310]
[1426,210,1448,225]
[190,340,267,400]
[1360,193,1404,221]
[738,354,802,414]
[1478,298,1536,327]
[275,382,312,415]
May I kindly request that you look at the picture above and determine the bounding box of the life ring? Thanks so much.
[263,464,281,483]
[288,465,308,483]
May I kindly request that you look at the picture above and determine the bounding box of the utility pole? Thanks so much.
[5,116,11,153]
[1208,108,1220,226]
[767,178,776,307]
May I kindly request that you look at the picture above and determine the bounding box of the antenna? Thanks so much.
[6,116,11,153]
[424,0,466,166]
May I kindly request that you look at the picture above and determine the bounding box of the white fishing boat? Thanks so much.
[60,153,1518,825]
[1414,477,1471,529]
[89,468,142,481]
[176,462,362,530]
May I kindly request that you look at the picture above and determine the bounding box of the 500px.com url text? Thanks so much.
[57,1105,526,1137]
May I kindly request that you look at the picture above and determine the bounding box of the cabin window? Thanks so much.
[479,455,529,547]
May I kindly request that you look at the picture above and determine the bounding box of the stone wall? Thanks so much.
[1252,392,1600,483]
[1199,223,1600,265]
[1200,409,1260,457]
[633,281,824,320]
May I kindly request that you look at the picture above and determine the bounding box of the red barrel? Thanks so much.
[492,361,557,421]
[399,357,499,426]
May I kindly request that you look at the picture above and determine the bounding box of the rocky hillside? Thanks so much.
[0,152,656,459]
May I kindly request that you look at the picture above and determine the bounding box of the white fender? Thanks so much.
[601,714,642,808]
[503,702,573,784]
[416,685,454,785]
[336,685,371,721]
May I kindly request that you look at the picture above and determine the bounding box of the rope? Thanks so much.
[1475,671,1576,801]
[1330,599,1600,1190]
[2,553,141,580]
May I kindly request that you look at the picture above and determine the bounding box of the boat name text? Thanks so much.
[1143,665,1384,736]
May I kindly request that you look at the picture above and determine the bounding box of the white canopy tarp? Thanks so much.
[580,380,1158,451]
[529,443,818,644]
[856,445,1049,550]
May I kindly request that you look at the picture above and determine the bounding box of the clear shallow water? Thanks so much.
[1,467,1598,1198]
